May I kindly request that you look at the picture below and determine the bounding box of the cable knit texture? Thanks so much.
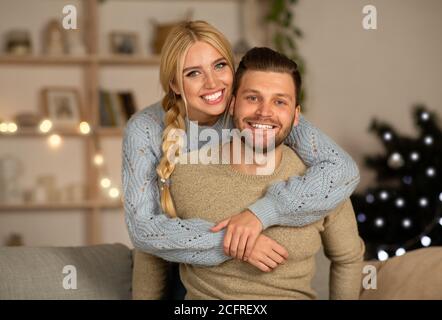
[122,102,360,265]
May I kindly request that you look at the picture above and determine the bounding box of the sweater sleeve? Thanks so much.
[321,200,365,300]
[248,114,360,229]
[122,111,230,266]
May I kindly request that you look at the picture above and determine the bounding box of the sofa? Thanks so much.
[0,243,441,300]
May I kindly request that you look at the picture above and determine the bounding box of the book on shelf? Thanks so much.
[99,89,137,127]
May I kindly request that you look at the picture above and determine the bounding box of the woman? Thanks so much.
[123,21,360,299]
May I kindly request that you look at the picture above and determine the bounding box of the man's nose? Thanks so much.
[256,101,273,117]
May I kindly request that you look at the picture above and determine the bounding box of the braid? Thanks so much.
[156,93,186,217]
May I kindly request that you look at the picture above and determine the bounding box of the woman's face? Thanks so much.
[179,41,233,126]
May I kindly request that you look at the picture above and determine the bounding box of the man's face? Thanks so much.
[231,70,300,152]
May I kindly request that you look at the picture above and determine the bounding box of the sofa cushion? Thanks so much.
[0,243,132,300]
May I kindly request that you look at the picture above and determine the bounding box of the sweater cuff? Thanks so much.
[247,196,280,229]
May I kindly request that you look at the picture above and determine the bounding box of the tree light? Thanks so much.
[7,122,17,133]
[100,178,111,188]
[0,122,7,133]
[375,217,384,227]
[410,151,419,161]
[395,248,406,256]
[94,154,104,166]
[402,218,412,229]
[424,135,433,145]
[377,250,389,261]
[109,187,120,199]
[395,198,405,208]
[421,236,431,247]
[383,132,392,141]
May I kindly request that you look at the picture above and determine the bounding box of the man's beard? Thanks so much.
[232,115,294,154]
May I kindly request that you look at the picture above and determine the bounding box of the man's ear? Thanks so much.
[293,105,301,126]
[228,96,236,116]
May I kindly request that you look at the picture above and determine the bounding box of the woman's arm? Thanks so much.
[123,107,231,266]
[247,114,360,229]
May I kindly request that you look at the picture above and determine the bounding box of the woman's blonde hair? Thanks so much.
[156,20,234,217]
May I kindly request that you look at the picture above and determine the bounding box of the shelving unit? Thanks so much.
[0,0,159,245]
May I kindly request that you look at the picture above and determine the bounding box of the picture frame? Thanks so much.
[41,87,82,128]
[109,31,140,55]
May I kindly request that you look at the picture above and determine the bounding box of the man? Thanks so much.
[134,47,365,300]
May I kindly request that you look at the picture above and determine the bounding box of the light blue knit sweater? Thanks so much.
[122,102,360,266]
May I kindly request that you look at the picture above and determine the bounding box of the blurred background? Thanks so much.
[0,0,441,261]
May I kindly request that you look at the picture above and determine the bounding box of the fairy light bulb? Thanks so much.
[421,236,431,247]
[48,134,62,148]
[395,248,406,256]
[7,122,17,133]
[109,187,120,199]
[39,119,53,133]
[94,154,104,166]
[377,250,389,261]
[0,122,8,133]
[79,121,91,135]
[100,178,111,189]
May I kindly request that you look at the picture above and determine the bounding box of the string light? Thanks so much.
[421,236,431,247]
[402,218,412,229]
[48,134,62,148]
[426,167,436,177]
[0,122,7,133]
[375,217,385,228]
[419,197,428,207]
[357,213,367,223]
[424,135,433,145]
[379,191,389,201]
[94,154,104,166]
[79,121,91,135]
[395,248,406,256]
[420,112,430,121]
[439,217,442,226]
[377,250,389,261]
[7,122,17,133]
[395,198,405,208]
[109,187,120,199]
[100,178,111,188]
[365,193,375,203]
[39,119,52,133]
[410,151,419,161]
[383,132,392,141]
[439,192,442,202]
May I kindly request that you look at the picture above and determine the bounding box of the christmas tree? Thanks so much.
[351,105,442,260]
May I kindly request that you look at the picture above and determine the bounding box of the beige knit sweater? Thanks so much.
[133,144,365,300]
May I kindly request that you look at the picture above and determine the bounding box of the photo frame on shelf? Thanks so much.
[41,87,82,128]
[109,31,140,55]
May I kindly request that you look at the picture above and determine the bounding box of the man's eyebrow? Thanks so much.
[241,89,293,100]
[274,93,293,100]
[183,58,226,73]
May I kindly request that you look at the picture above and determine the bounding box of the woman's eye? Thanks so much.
[186,70,200,77]
[215,62,227,70]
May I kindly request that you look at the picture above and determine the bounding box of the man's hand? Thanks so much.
[246,234,288,272]
[210,210,263,261]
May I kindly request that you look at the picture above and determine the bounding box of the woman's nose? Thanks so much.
[204,70,217,89]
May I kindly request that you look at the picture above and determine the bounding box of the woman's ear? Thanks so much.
[293,105,301,126]
[228,97,235,116]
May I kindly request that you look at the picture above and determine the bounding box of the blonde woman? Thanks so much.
[123,21,360,298]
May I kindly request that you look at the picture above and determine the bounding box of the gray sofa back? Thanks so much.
[0,243,132,300]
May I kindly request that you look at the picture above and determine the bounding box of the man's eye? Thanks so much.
[275,100,287,106]
[246,96,258,102]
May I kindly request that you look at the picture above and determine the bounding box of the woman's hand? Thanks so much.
[246,234,288,272]
[211,210,263,261]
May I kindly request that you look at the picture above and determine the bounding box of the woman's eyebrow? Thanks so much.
[183,57,226,73]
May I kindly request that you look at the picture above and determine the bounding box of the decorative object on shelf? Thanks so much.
[4,29,32,55]
[5,233,24,246]
[35,175,60,203]
[109,31,140,55]
[99,90,137,127]
[0,155,24,204]
[351,105,442,260]
[42,19,67,55]
[66,27,87,56]
[150,10,193,55]
[41,87,83,129]
[14,112,42,129]
[63,183,86,203]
